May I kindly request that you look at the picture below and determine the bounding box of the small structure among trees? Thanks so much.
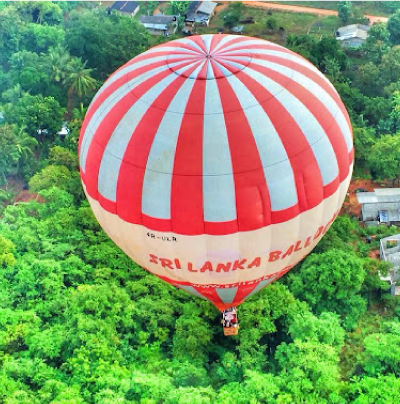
[184,1,217,26]
[336,24,370,48]
[380,234,400,295]
[108,1,140,17]
[139,15,177,36]
[357,189,400,225]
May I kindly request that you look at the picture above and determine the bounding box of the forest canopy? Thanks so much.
[1,1,400,403]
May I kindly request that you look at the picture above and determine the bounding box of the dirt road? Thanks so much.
[243,2,388,25]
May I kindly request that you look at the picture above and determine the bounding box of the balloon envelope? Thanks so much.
[79,35,353,311]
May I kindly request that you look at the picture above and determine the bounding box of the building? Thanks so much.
[380,234,400,296]
[139,15,177,36]
[336,24,370,48]
[185,1,217,26]
[108,1,140,17]
[356,189,400,225]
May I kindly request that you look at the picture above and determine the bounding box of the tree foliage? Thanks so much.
[64,9,149,80]
[338,1,353,25]
[0,2,399,403]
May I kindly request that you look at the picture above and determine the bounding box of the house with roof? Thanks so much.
[185,1,218,26]
[139,15,177,36]
[336,24,370,48]
[108,1,140,17]
[380,234,400,296]
[357,189,400,225]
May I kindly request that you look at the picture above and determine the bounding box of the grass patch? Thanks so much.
[200,6,341,45]
[101,0,115,8]
[269,1,394,17]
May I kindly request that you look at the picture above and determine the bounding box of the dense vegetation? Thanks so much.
[1,1,400,403]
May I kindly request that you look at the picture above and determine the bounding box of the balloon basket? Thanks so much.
[223,326,239,336]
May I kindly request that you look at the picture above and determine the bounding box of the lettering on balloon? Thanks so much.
[148,211,339,273]
[147,232,177,242]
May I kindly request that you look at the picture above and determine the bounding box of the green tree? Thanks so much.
[3,94,64,138]
[48,146,78,171]
[44,46,71,84]
[0,125,21,184]
[141,1,159,16]
[0,235,16,267]
[349,375,400,403]
[381,2,400,13]
[21,24,65,54]
[355,62,382,97]
[63,57,98,116]
[363,22,390,63]
[380,46,400,87]
[15,1,62,25]
[266,17,278,31]
[9,51,50,94]
[338,1,353,25]
[388,9,400,44]
[0,7,23,66]
[368,134,400,186]
[288,249,366,328]
[352,126,375,174]
[288,311,345,349]
[222,2,245,30]
[64,9,149,80]
[167,1,190,16]
[29,166,74,193]
[172,303,213,364]
[275,340,343,401]
[361,321,400,376]
[13,126,38,177]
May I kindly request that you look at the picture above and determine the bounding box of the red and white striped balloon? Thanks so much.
[79,35,353,311]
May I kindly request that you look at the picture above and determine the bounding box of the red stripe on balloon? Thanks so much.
[217,40,291,56]
[81,58,189,139]
[253,53,352,132]
[323,177,340,200]
[209,34,229,54]
[97,192,117,214]
[271,204,300,224]
[233,282,260,302]
[233,69,324,211]
[171,78,206,235]
[204,220,239,235]
[192,286,225,308]
[247,62,350,182]
[84,66,185,199]
[211,63,272,230]
[118,63,201,224]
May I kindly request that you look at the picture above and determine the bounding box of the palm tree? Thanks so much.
[45,45,71,83]
[63,57,98,117]
[13,125,38,177]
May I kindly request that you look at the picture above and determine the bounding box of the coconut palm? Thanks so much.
[45,45,71,83]
[63,57,98,117]
[13,125,38,177]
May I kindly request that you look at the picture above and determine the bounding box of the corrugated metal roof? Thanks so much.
[142,23,168,30]
[357,189,400,204]
[110,1,140,13]
[375,188,400,196]
[140,15,176,24]
[197,1,217,15]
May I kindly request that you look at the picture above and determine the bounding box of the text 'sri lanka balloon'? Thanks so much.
[79,35,354,311]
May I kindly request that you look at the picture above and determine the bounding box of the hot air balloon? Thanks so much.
[79,34,353,334]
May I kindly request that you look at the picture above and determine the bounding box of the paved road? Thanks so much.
[244,2,388,25]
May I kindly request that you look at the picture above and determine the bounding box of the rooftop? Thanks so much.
[336,24,370,41]
[139,15,176,25]
[110,1,140,13]
[110,0,139,13]
[197,1,217,15]
[356,189,400,204]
